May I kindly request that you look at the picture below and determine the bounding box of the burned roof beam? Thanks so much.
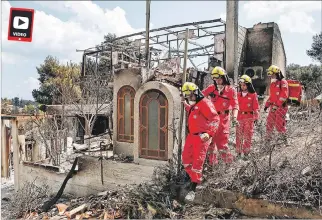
[131,24,225,43]
[79,30,224,56]
[146,31,224,47]
[112,18,223,41]
[150,53,211,62]
[164,28,207,50]
[171,43,215,54]
[193,24,215,35]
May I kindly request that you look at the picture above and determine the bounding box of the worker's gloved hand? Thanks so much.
[199,133,210,142]
[232,117,239,127]
[271,106,278,112]
[264,107,268,112]
[254,119,258,126]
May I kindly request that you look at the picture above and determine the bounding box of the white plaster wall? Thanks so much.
[112,68,142,156]
[133,81,182,166]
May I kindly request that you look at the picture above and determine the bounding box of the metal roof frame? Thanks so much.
[78,18,226,74]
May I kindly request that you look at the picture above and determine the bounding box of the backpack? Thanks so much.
[282,80,303,106]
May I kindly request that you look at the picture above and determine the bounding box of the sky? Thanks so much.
[1,1,321,100]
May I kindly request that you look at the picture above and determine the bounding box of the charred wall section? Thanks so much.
[271,23,287,76]
[243,22,286,96]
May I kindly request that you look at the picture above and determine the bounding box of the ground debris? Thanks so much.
[24,163,241,220]
[203,111,322,211]
[8,109,321,219]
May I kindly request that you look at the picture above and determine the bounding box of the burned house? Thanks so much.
[9,17,286,196]
[89,19,286,164]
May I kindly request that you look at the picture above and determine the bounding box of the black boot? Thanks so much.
[184,182,198,203]
[183,170,191,183]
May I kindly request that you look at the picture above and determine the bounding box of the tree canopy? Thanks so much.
[45,62,81,104]
[287,63,322,98]
[32,56,81,105]
[32,56,61,104]
[307,32,322,64]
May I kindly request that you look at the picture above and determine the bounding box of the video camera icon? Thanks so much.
[13,16,29,30]
[8,7,34,42]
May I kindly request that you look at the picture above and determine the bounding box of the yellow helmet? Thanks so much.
[181,82,198,96]
[211,66,227,79]
[239,75,252,84]
[267,65,280,76]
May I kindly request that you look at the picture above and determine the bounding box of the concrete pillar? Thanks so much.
[12,119,20,191]
[1,120,8,178]
[225,0,239,83]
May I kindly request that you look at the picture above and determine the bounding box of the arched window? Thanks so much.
[139,90,168,160]
[117,86,135,142]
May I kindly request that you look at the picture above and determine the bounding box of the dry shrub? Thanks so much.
[204,105,322,208]
[120,160,184,219]
[7,179,50,219]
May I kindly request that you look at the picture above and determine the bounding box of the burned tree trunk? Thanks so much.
[41,157,79,212]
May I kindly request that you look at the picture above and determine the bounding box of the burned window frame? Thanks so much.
[117,85,135,143]
[139,89,168,161]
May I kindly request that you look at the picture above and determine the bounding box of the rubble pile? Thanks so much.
[6,110,320,219]
[10,163,240,219]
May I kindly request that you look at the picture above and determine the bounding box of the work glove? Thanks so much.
[271,106,278,113]
[199,133,210,142]
[254,119,258,126]
[232,117,239,127]
[264,107,268,112]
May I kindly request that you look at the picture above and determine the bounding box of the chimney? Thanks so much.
[225,0,239,84]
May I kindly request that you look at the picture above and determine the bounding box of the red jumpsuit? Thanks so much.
[236,92,260,154]
[264,79,289,139]
[202,85,239,165]
[182,98,220,184]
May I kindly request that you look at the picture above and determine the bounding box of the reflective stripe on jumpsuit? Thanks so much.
[182,98,219,184]
[265,79,289,139]
[202,84,239,165]
[236,92,260,154]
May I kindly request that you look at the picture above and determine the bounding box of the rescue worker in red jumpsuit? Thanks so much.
[264,65,289,143]
[202,67,239,165]
[181,82,220,202]
[236,75,260,158]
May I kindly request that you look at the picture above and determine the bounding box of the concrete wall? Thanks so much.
[271,23,287,76]
[133,81,182,166]
[1,119,10,177]
[245,23,273,95]
[112,68,142,156]
[244,22,286,95]
[15,156,155,197]
[213,33,225,64]
[237,26,248,77]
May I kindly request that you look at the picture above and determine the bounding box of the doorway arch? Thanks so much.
[139,89,168,160]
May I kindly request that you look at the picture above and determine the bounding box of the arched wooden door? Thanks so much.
[139,90,168,160]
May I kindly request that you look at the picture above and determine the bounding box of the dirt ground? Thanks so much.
[1,171,15,220]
